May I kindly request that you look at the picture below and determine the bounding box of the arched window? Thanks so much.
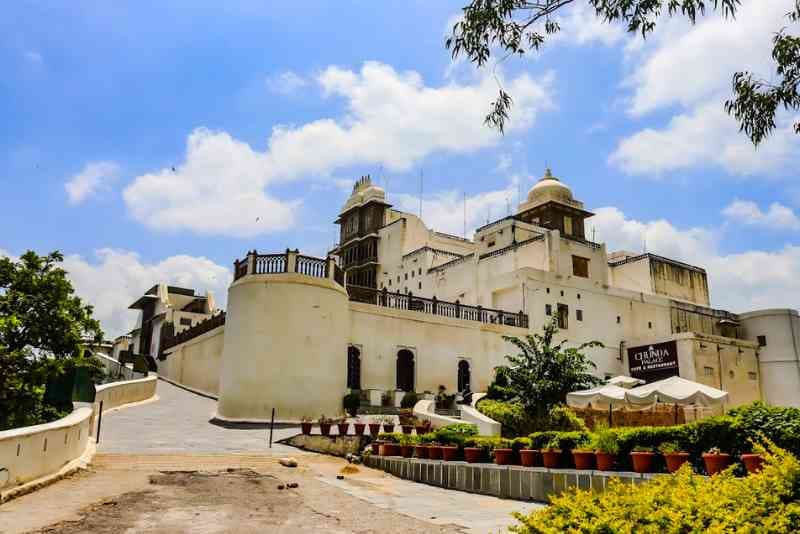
[396,349,415,392]
[458,360,471,392]
[347,346,361,390]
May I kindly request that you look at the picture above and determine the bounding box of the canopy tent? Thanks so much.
[566,384,630,409]
[624,376,729,407]
[606,375,645,389]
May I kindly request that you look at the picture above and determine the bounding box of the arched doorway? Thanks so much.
[458,360,471,392]
[396,349,415,391]
[347,346,361,390]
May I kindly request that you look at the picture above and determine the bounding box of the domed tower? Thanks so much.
[330,175,391,288]
[516,168,594,240]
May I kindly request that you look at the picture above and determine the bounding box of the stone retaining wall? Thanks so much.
[365,455,662,502]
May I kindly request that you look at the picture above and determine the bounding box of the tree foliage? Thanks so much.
[447,0,798,144]
[496,318,603,418]
[0,251,103,430]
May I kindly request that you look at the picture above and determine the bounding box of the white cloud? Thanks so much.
[612,0,800,176]
[592,206,800,312]
[124,61,554,237]
[266,70,307,94]
[65,161,120,204]
[723,200,800,231]
[609,102,800,175]
[61,249,232,338]
[552,4,626,47]
[394,178,526,237]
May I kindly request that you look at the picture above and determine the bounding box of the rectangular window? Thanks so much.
[418,268,422,275]
[405,273,408,280]
[563,215,573,235]
[757,335,767,347]
[616,315,621,324]
[557,303,569,329]
[545,304,552,316]
[572,256,589,278]
[576,309,583,322]
[418,281,422,290]
[487,240,496,247]
[704,366,714,377]
[179,318,192,327]
[748,372,758,380]
[648,321,653,329]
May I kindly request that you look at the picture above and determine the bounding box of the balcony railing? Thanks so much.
[347,285,528,328]
[233,249,344,287]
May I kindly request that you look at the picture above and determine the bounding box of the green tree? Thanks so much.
[498,318,602,419]
[447,0,799,144]
[0,251,103,430]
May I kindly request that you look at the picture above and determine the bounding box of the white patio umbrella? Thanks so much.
[625,375,728,423]
[606,375,645,389]
[566,384,646,426]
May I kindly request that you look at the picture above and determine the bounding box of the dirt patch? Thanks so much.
[25,467,465,533]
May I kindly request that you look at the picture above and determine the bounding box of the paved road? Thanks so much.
[98,379,301,454]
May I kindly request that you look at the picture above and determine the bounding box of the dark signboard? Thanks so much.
[627,340,679,383]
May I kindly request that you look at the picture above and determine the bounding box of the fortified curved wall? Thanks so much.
[216,273,349,422]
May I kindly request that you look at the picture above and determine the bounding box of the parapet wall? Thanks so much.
[95,373,158,411]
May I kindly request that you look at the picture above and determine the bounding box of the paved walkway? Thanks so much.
[98,379,300,455]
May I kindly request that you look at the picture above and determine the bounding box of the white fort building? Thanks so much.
[118,171,800,420]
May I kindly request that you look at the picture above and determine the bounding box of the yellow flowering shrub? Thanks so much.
[510,443,800,533]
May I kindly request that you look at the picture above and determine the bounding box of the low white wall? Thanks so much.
[95,374,158,412]
[412,399,500,436]
[0,407,93,494]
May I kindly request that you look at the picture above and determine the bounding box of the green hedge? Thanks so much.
[476,400,586,437]
[510,444,800,533]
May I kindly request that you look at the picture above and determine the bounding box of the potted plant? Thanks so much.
[592,429,619,472]
[399,434,416,458]
[494,446,514,465]
[368,419,382,436]
[541,439,562,468]
[572,446,595,470]
[702,447,732,475]
[428,441,444,460]
[353,417,366,436]
[399,412,416,434]
[415,419,432,435]
[630,445,657,473]
[435,385,456,410]
[380,436,400,456]
[371,440,383,455]
[414,443,430,459]
[441,443,459,461]
[379,415,395,434]
[659,442,690,473]
[519,448,541,467]
[741,451,764,474]
[318,415,333,437]
[300,415,313,436]
[335,415,349,436]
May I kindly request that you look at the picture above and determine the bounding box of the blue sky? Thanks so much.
[2,1,798,336]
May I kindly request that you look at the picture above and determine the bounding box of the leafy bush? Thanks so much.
[476,399,532,437]
[591,426,620,455]
[434,423,479,447]
[400,391,419,409]
[342,392,360,417]
[418,432,438,444]
[529,431,590,451]
[510,443,800,533]
[377,432,402,443]
[547,405,587,432]
[729,402,800,456]
[464,436,513,453]
[485,366,515,401]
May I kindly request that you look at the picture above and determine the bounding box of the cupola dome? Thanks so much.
[526,168,574,205]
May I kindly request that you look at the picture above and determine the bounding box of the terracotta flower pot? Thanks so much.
[494,448,514,466]
[320,423,332,437]
[401,425,413,434]
[741,453,764,474]
[572,450,595,470]
[415,444,429,459]
[301,422,312,435]
[703,453,732,475]
[368,423,381,436]
[464,447,483,463]
[371,440,382,455]
[664,452,690,473]
[595,452,615,472]
[383,424,395,434]
[441,446,458,462]
[429,445,443,460]
[337,423,349,436]
[630,452,656,473]
[381,443,400,456]
[415,425,429,435]
[353,423,365,436]
[519,449,539,467]
[542,450,562,468]
[401,444,414,458]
